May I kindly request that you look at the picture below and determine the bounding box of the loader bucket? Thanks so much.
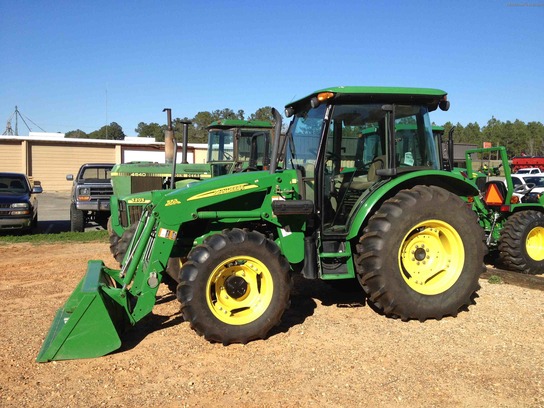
[37,260,128,362]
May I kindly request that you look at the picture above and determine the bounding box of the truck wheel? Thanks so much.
[113,223,137,264]
[178,228,291,345]
[499,210,544,275]
[356,185,485,321]
[70,204,85,232]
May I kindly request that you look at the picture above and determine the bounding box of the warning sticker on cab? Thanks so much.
[158,228,177,240]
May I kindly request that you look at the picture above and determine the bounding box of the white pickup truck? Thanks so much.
[516,168,542,175]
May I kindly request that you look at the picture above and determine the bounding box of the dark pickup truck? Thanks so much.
[67,163,114,232]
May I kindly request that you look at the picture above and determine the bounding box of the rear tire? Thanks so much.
[70,204,85,232]
[178,228,291,344]
[356,185,485,321]
[499,210,544,275]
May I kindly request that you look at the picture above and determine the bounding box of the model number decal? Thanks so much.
[127,198,150,204]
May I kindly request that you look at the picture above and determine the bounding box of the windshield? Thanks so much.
[208,130,234,161]
[288,101,440,232]
[0,175,29,193]
[237,130,270,165]
[523,176,544,187]
[81,167,111,181]
[286,103,327,169]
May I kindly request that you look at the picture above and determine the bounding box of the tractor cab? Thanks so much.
[283,87,447,236]
[206,119,273,176]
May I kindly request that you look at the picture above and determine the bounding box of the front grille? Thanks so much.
[132,177,162,194]
[128,205,144,225]
[90,186,114,197]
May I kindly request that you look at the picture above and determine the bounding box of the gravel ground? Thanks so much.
[0,242,543,407]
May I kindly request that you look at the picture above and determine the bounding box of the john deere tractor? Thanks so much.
[464,146,544,275]
[38,86,488,362]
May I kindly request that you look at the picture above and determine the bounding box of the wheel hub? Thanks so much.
[414,247,427,262]
[224,275,248,299]
[399,221,464,295]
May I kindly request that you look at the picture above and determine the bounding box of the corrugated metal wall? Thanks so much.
[0,138,207,191]
[30,144,116,191]
[0,142,22,172]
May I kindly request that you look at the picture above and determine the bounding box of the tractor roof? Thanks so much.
[285,86,448,113]
[207,119,273,130]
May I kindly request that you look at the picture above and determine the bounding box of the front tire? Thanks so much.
[70,204,85,232]
[356,185,485,321]
[113,223,137,264]
[178,228,291,344]
[499,210,544,275]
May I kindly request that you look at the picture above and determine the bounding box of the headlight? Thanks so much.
[78,187,91,201]
[11,203,29,209]
[10,202,30,215]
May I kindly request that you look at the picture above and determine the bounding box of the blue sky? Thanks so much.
[1,0,543,136]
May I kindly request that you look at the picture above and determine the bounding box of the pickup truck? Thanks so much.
[516,168,542,175]
[67,163,114,232]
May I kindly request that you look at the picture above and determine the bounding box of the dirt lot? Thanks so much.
[0,241,543,408]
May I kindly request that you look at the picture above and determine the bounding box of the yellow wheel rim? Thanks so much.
[399,220,464,295]
[206,256,273,325]
[526,226,544,261]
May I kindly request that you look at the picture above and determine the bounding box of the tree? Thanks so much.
[88,122,125,140]
[247,106,275,122]
[135,122,164,141]
[65,129,88,138]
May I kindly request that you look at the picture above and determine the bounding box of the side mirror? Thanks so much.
[66,174,74,181]
[32,186,43,194]
[439,100,450,111]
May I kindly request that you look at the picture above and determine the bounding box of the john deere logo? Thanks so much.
[165,199,182,207]
[187,183,259,201]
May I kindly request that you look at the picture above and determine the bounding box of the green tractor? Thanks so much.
[38,86,487,362]
[464,146,544,275]
[108,113,274,262]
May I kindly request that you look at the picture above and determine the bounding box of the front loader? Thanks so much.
[38,86,487,362]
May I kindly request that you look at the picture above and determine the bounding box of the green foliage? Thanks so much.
[444,118,544,157]
[135,122,165,141]
[88,122,125,140]
[247,106,275,122]
[66,107,543,157]
[0,230,108,245]
[487,274,503,284]
[65,129,88,138]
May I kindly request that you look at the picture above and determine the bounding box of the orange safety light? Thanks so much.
[317,92,335,102]
[484,183,504,206]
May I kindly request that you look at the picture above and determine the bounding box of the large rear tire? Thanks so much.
[356,185,485,321]
[70,204,85,232]
[178,228,291,344]
[498,210,544,275]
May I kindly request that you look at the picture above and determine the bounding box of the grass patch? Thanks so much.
[0,230,108,245]
[487,274,504,284]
